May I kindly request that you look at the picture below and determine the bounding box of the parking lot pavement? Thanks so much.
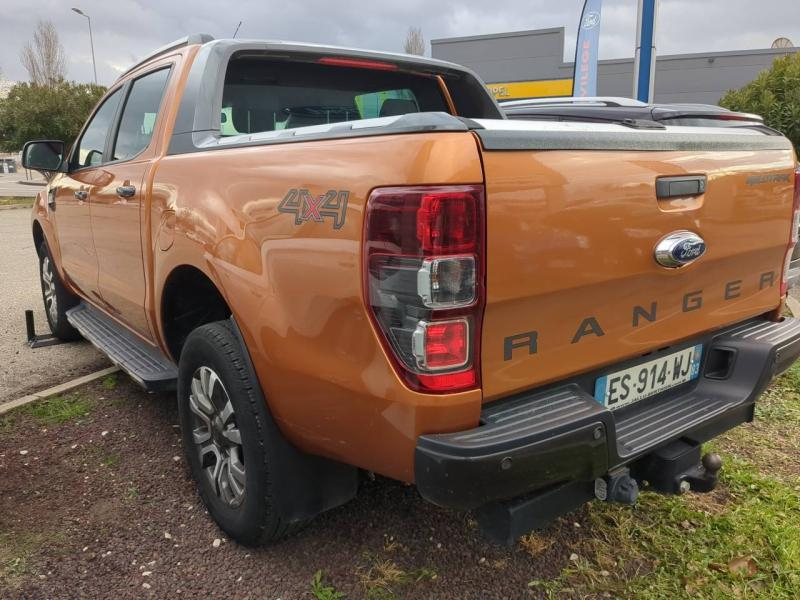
[0,172,44,198]
[0,208,108,403]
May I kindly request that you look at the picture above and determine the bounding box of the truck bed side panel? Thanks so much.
[150,132,485,481]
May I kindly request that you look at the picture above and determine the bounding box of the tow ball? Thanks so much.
[631,439,723,496]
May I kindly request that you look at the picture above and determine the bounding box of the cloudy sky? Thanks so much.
[1,0,798,85]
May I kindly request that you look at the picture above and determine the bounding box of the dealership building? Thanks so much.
[431,27,798,104]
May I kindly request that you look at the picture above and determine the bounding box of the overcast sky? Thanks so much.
[1,0,798,85]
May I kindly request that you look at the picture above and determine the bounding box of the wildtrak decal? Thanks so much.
[746,173,790,186]
[278,189,349,229]
[503,271,777,361]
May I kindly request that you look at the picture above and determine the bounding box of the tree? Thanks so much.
[0,81,106,151]
[719,52,800,150]
[20,20,67,87]
[404,27,425,56]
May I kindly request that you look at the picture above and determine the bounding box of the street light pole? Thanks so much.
[71,8,98,85]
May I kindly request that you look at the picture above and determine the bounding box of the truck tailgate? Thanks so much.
[474,121,797,400]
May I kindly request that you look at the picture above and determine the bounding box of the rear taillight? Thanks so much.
[364,185,485,393]
[781,167,800,295]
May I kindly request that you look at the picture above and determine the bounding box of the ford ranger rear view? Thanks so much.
[22,34,800,545]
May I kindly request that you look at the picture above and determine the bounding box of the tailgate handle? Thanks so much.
[656,175,707,199]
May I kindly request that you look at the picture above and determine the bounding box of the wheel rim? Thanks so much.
[188,366,246,507]
[41,256,58,324]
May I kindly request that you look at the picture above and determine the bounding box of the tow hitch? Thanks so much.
[631,439,723,495]
[594,441,722,507]
[475,440,723,546]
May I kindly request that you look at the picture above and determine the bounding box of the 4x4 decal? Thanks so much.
[278,189,349,229]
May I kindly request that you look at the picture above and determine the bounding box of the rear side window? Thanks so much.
[112,68,170,161]
[220,57,448,136]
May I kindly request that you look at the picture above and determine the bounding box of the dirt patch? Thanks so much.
[0,379,583,599]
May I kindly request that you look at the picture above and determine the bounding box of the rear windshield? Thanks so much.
[220,57,450,136]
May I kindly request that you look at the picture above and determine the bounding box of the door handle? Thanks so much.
[74,190,88,201]
[116,185,136,198]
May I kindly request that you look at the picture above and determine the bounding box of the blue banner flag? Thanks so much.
[573,0,603,97]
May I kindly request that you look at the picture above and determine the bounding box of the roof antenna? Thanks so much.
[232,21,242,38]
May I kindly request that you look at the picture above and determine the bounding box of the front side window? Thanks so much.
[112,68,170,161]
[220,57,448,136]
[71,88,122,170]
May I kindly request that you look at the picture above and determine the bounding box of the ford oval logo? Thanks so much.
[654,231,707,268]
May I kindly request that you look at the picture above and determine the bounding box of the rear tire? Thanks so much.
[38,243,81,341]
[177,320,305,545]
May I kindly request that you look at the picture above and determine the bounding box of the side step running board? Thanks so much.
[66,302,177,392]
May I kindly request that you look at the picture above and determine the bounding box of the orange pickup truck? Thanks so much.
[23,34,800,545]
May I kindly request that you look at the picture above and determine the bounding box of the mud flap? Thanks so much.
[229,318,358,522]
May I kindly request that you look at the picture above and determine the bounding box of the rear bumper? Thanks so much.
[415,317,800,510]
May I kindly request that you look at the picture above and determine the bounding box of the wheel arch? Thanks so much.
[160,263,233,361]
[32,219,46,256]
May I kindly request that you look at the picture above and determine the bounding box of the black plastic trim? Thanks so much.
[475,129,794,152]
[656,174,707,198]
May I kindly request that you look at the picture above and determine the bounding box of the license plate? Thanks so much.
[594,344,703,410]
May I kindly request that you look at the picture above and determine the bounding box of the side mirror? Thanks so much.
[21,140,65,173]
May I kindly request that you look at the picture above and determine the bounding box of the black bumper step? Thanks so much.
[415,317,800,511]
[66,302,177,392]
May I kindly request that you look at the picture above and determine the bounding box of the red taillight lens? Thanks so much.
[364,185,484,393]
[417,193,477,254]
[781,167,800,295]
[413,319,469,370]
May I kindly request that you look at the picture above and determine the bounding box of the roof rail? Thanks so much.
[118,33,214,80]
[500,96,648,109]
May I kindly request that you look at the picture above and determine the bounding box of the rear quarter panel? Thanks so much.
[150,132,484,481]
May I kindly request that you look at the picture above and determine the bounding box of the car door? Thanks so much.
[89,67,171,341]
[52,87,124,300]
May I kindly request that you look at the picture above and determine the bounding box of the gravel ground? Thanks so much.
[0,377,584,600]
[0,209,109,404]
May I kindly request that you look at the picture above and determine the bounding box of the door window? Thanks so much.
[112,68,171,162]
[70,88,123,170]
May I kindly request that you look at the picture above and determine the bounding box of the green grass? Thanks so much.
[1,393,91,428]
[0,533,44,588]
[356,556,437,600]
[529,363,800,599]
[310,570,345,600]
[100,452,120,468]
[101,374,118,390]
[0,196,34,206]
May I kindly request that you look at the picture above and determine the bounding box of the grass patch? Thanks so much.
[527,365,800,599]
[357,556,437,600]
[716,363,800,483]
[100,452,120,468]
[310,570,345,600]
[1,393,92,429]
[0,533,43,589]
[101,374,118,390]
[0,196,34,206]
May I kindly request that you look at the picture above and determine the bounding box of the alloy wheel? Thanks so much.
[188,366,246,507]
[41,256,58,324]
